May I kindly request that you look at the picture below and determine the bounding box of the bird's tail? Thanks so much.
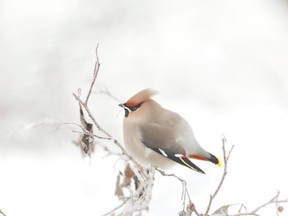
[208,153,221,167]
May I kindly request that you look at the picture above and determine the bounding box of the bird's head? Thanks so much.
[119,88,158,118]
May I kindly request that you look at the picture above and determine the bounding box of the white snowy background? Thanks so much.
[1,0,288,215]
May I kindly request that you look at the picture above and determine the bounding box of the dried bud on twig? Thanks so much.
[79,103,94,156]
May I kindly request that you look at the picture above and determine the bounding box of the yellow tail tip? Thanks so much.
[216,158,222,167]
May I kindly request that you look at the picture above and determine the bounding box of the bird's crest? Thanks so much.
[126,88,158,107]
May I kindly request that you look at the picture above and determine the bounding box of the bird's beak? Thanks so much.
[119,103,125,108]
[119,103,129,117]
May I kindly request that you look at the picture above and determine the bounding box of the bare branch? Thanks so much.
[85,43,100,105]
[0,209,6,216]
[73,93,129,157]
[102,197,131,216]
[95,84,122,102]
[229,191,288,216]
[155,168,201,216]
[205,136,234,215]
[64,122,113,140]
[72,45,143,161]
[73,45,155,216]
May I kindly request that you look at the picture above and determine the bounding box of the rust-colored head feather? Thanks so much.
[126,88,158,107]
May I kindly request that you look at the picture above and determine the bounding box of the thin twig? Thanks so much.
[64,122,113,140]
[0,209,6,216]
[251,191,280,214]
[205,136,234,215]
[73,93,129,157]
[73,46,154,216]
[229,191,288,216]
[85,43,100,105]
[155,168,186,197]
[155,168,201,216]
[95,84,122,102]
[74,91,142,182]
[72,45,146,168]
[101,197,131,216]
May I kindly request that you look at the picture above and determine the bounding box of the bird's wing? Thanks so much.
[139,122,205,174]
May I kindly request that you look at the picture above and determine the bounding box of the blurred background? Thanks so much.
[1,0,288,215]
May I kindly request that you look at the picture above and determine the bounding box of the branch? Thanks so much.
[0,209,6,216]
[72,47,149,185]
[85,44,100,105]
[155,168,201,216]
[205,136,234,215]
[73,93,129,156]
[101,197,131,216]
[72,46,138,158]
[71,45,128,157]
[229,191,288,216]
[95,84,122,102]
[64,122,113,141]
[72,46,155,216]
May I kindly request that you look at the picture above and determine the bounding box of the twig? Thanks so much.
[85,44,100,105]
[155,168,201,216]
[229,191,288,216]
[95,84,122,102]
[101,197,131,216]
[205,136,234,215]
[72,47,148,192]
[0,209,6,216]
[251,191,280,214]
[73,93,130,157]
[155,168,187,199]
[71,46,129,156]
[64,122,113,140]
[73,46,155,216]
[71,46,127,153]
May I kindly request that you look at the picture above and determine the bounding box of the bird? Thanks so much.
[119,89,221,174]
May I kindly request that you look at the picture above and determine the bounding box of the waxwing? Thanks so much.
[119,89,221,174]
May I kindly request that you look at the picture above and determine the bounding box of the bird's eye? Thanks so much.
[129,103,143,112]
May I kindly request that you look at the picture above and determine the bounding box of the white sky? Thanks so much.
[1,0,288,215]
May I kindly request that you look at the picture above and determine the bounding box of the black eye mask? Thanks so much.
[119,102,144,117]
[126,102,143,112]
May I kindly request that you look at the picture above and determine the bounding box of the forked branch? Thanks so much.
[85,44,100,105]
[228,191,288,216]
[72,45,128,157]
[72,46,154,216]
[205,136,234,215]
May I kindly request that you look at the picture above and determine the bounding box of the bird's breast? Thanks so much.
[123,120,147,161]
